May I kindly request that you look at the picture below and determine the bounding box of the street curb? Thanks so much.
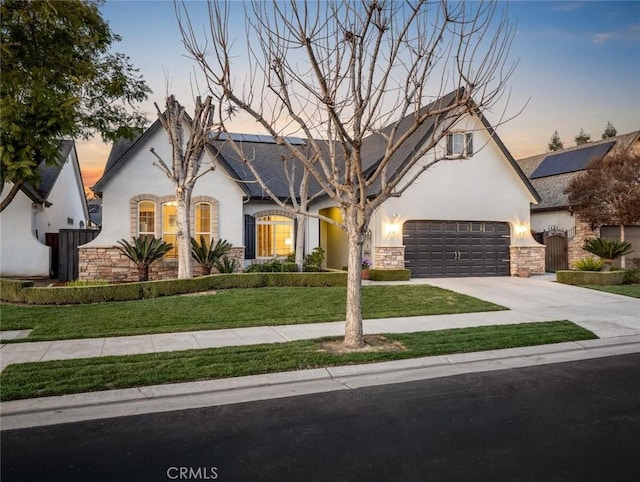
[2,337,640,431]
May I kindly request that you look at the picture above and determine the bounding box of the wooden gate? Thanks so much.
[543,228,568,272]
[58,229,101,282]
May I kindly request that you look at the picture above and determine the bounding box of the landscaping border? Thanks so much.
[556,270,625,286]
[0,272,348,305]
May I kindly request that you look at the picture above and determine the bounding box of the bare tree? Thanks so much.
[178,0,516,347]
[150,95,216,278]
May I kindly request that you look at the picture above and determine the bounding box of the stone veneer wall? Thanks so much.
[509,245,545,276]
[79,245,245,282]
[374,246,405,269]
[568,217,599,268]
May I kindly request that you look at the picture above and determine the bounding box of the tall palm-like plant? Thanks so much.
[116,237,173,281]
[583,238,633,270]
[190,236,232,275]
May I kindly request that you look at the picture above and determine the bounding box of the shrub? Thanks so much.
[191,236,232,275]
[214,255,239,274]
[368,269,411,281]
[245,259,283,272]
[573,256,604,272]
[66,279,110,287]
[0,272,349,305]
[556,270,625,286]
[583,238,633,269]
[282,262,299,272]
[304,247,325,270]
[116,237,173,281]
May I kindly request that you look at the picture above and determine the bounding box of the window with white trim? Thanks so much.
[446,132,473,157]
[195,202,212,246]
[138,201,155,241]
[162,201,178,258]
[256,215,294,258]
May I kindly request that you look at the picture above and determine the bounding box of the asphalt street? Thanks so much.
[2,353,639,482]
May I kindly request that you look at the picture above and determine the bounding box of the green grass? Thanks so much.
[583,284,640,298]
[0,285,505,341]
[0,321,596,401]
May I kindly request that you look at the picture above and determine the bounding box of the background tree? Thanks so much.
[180,0,516,347]
[150,95,216,279]
[548,130,564,151]
[574,129,591,146]
[0,0,150,211]
[566,150,640,268]
[602,121,617,139]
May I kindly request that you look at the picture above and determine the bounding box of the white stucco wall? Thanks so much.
[0,188,50,277]
[370,114,540,260]
[86,126,247,249]
[33,148,89,241]
[530,210,575,234]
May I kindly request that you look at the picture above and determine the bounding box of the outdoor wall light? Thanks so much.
[515,223,529,236]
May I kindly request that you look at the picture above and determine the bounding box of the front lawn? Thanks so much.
[0,285,505,341]
[583,284,640,298]
[0,321,596,401]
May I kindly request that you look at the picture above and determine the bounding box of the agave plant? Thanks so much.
[583,238,633,270]
[190,236,232,275]
[116,237,173,281]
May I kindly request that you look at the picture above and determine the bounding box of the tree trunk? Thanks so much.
[620,224,626,269]
[138,265,149,282]
[344,221,365,348]
[295,213,305,271]
[176,188,193,279]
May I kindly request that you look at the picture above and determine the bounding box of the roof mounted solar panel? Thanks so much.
[530,141,615,179]
[211,132,306,145]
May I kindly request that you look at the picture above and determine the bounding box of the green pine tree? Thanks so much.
[548,130,564,151]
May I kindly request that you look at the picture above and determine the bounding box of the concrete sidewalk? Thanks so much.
[1,275,639,429]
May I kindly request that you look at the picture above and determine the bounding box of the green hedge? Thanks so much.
[0,272,348,305]
[556,270,625,286]
[368,269,411,281]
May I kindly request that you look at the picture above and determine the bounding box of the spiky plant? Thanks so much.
[583,238,633,270]
[214,255,239,274]
[190,236,232,275]
[116,237,173,281]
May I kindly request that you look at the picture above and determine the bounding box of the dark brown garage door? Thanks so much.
[403,221,510,277]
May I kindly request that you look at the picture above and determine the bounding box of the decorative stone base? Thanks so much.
[374,246,405,269]
[509,245,545,276]
[568,217,599,268]
[79,245,245,282]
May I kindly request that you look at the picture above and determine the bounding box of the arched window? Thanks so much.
[256,215,294,258]
[138,201,156,241]
[162,202,178,258]
[195,202,212,246]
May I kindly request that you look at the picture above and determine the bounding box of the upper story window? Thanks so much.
[446,132,474,157]
[162,202,178,258]
[195,202,212,246]
[256,215,294,258]
[138,201,155,241]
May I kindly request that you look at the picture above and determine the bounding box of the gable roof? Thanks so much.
[516,130,640,212]
[94,91,539,204]
[21,140,75,205]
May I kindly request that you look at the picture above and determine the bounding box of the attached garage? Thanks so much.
[403,220,511,277]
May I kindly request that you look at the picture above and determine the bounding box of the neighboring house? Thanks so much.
[516,131,640,271]
[81,92,543,282]
[0,141,90,278]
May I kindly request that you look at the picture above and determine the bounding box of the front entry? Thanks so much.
[403,220,510,277]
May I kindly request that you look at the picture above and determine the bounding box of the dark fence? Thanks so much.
[58,229,101,282]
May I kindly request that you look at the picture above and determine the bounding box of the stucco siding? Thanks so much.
[0,189,50,277]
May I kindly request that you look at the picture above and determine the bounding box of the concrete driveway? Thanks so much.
[419,275,640,338]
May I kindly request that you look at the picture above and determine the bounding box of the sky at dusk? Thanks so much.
[77,0,640,192]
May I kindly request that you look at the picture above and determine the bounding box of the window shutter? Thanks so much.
[446,134,453,156]
[244,214,255,259]
[465,132,474,157]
